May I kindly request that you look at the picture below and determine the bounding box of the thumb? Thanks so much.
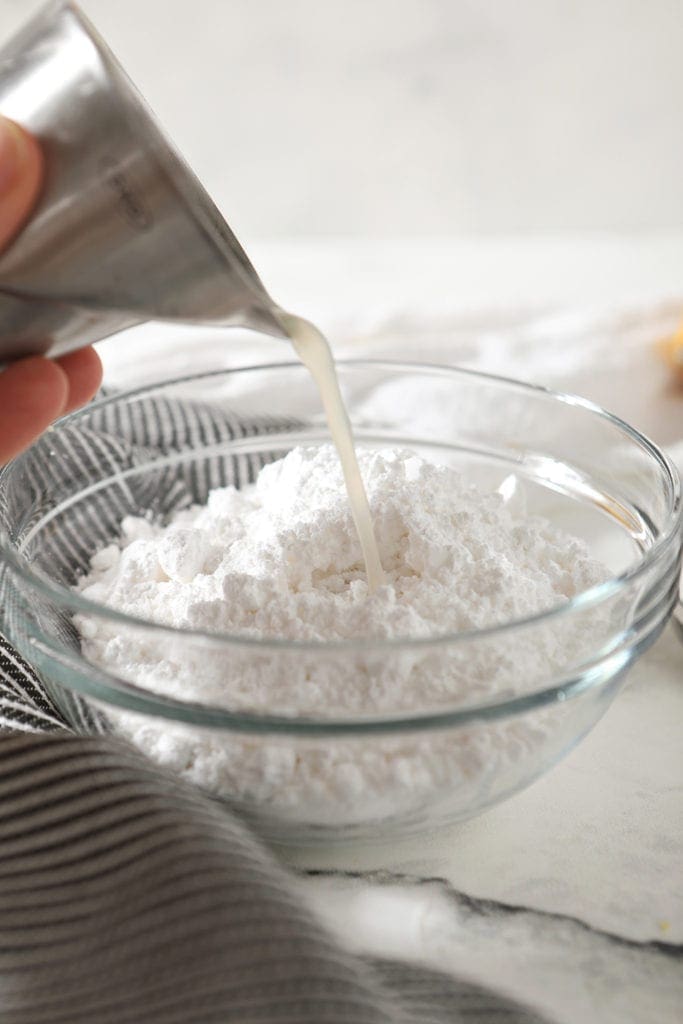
[0,115,43,251]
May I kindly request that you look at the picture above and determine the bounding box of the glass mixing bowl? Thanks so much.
[0,361,680,846]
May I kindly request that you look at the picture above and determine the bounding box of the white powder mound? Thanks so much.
[74,447,611,829]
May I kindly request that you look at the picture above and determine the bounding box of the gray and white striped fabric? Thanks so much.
[0,393,549,1024]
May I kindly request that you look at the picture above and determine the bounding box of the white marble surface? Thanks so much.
[290,628,683,1024]
[291,625,683,945]
[99,237,683,1024]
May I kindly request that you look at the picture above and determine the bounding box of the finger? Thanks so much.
[56,346,103,413]
[0,116,43,251]
[0,357,68,464]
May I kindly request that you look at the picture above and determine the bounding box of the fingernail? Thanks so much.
[0,116,30,194]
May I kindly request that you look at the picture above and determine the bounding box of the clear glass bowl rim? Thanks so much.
[1,358,680,658]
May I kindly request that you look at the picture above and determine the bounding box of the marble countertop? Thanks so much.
[291,625,683,1024]
[99,236,683,1024]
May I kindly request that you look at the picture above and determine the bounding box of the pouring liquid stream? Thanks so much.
[277,312,385,593]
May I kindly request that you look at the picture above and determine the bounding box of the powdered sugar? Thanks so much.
[74,446,610,827]
[78,446,604,641]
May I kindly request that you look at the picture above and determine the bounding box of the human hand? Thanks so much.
[0,116,102,464]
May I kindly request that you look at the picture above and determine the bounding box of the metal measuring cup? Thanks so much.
[0,0,286,364]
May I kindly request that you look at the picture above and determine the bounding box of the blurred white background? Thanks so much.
[1,0,681,239]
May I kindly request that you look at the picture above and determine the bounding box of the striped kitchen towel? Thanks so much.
[0,391,548,1024]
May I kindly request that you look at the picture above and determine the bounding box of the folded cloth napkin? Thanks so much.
[0,391,549,1024]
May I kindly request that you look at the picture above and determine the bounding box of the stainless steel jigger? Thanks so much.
[0,0,286,363]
